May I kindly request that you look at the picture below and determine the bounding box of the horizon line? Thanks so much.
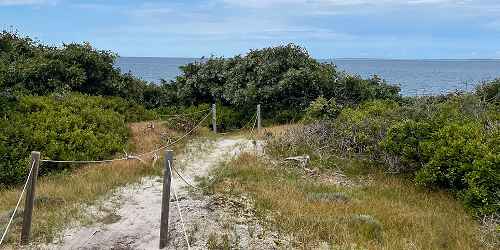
[118,56,500,61]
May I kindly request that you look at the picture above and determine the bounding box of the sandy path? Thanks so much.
[41,138,288,250]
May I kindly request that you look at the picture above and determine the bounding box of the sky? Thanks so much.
[1,0,500,59]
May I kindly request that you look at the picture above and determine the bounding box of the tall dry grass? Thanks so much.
[208,152,486,249]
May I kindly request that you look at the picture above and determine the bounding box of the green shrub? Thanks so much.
[267,93,500,216]
[381,119,432,173]
[0,31,172,109]
[302,96,340,122]
[0,94,131,186]
[173,44,400,122]
[416,122,499,215]
[475,79,500,104]
[380,94,499,215]
[331,100,401,158]
[216,104,248,131]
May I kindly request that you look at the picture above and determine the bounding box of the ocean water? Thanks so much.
[115,57,500,96]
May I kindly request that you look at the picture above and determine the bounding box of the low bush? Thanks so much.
[331,100,401,159]
[381,94,499,215]
[381,119,432,173]
[302,96,340,122]
[475,79,500,104]
[0,93,135,186]
[415,122,499,215]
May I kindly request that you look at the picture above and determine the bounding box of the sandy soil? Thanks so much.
[40,138,290,250]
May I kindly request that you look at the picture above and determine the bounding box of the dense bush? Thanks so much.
[0,94,137,186]
[302,96,340,122]
[415,122,499,215]
[0,31,161,186]
[0,31,171,109]
[381,119,431,172]
[173,44,400,122]
[331,100,401,159]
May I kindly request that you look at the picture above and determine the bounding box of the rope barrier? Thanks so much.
[159,108,210,118]
[0,161,36,246]
[247,113,258,139]
[136,111,211,158]
[41,159,123,164]
[40,110,211,165]
[241,112,256,130]
[168,160,191,250]
[172,166,199,191]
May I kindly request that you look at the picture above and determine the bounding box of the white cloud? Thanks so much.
[0,0,57,6]
[221,0,499,10]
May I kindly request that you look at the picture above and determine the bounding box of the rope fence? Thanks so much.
[159,108,211,118]
[0,103,262,248]
[241,112,256,130]
[172,165,199,191]
[0,108,212,248]
[0,161,36,245]
[39,110,211,165]
[136,111,211,159]
[167,159,191,250]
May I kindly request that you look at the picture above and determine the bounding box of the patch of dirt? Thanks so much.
[39,138,290,249]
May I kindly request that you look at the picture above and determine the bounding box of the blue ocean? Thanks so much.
[115,57,500,96]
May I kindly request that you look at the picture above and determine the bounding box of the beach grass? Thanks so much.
[207,151,486,249]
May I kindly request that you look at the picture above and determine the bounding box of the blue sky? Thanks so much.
[1,0,500,59]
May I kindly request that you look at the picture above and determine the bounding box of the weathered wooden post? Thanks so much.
[159,150,173,249]
[21,151,40,245]
[212,103,217,133]
[257,104,262,131]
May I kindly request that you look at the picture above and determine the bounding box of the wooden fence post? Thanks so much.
[21,151,40,245]
[159,150,173,249]
[257,104,262,131]
[212,103,217,133]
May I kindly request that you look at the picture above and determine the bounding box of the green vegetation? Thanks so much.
[267,84,500,217]
[1,31,398,187]
[172,44,400,123]
[0,93,159,186]
[0,31,160,186]
[0,31,161,105]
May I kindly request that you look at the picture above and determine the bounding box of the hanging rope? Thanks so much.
[40,110,211,165]
[168,160,191,250]
[136,111,211,158]
[247,112,258,139]
[241,112,256,130]
[159,108,210,118]
[171,166,199,191]
[0,161,36,246]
